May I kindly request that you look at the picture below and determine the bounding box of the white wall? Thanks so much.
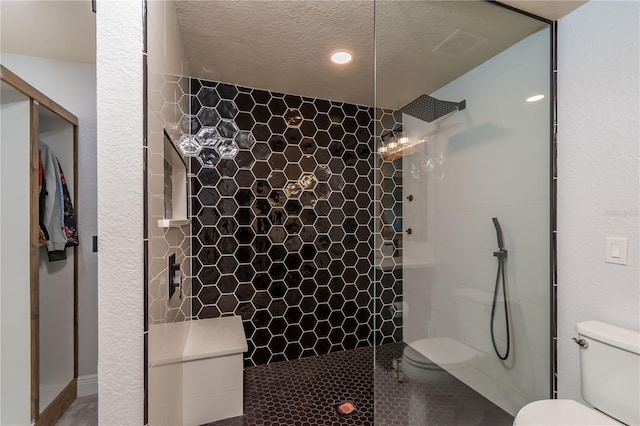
[0,0,95,65]
[403,28,551,415]
[557,0,640,403]
[97,1,144,424]
[0,92,31,426]
[0,52,99,393]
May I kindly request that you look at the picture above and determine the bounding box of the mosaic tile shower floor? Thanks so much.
[206,343,513,426]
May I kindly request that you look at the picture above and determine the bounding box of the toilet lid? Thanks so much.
[404,338,477,367]
[514,400,621,425]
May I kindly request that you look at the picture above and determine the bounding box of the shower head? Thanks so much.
[399,94,466,123]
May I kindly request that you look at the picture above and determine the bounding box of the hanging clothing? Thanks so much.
[38,151,49,245]
[40,142,78,262]
[58,160,78,247]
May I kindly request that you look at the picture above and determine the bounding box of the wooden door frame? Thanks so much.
[0,65,79,426]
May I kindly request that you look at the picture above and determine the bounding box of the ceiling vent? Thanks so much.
[432,29,485,58]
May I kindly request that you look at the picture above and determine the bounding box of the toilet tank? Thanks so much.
[577,321,640,425]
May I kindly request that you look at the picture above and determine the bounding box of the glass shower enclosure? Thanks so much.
[373,2,553,424]
[143,1,554,424]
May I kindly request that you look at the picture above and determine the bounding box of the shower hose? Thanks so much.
[490,218,510,360]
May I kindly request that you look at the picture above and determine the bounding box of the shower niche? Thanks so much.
[158,131,189,228]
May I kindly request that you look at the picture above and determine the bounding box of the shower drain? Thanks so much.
[335,401,357,416]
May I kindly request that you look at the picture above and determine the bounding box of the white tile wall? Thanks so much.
[402,28,551,416]
[147,0,192,326]
[146,2,192,423]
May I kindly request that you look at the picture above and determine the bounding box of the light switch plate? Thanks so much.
[606,237,628,265]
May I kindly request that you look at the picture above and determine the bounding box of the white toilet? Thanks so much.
[514,321,640,425]
[401,337,478,383]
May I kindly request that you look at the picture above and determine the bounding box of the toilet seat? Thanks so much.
[514,400,621,425]
[404,337,477,369]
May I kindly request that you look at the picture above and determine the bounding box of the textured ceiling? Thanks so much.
[0,0,96,64]
[175,1,375,105]
[0,0,587,106]
[175,0,567,109]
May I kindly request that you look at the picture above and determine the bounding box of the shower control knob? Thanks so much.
[406,228,412,235]
[406,195,414,201]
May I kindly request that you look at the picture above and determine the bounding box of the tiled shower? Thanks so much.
[145,1,556,425]
[150,76,404,366]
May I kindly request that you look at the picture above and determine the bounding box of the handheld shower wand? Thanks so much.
[491,218,510,360]
[492,218,505,251]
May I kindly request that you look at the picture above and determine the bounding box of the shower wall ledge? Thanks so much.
[157,218,191,228]
[375,256,433,271]
[149,316,247,366]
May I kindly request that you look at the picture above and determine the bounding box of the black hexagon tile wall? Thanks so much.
[165,77,404,366]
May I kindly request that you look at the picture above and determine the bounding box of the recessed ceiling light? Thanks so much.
[526,94,545,103]
[331,51,352,65]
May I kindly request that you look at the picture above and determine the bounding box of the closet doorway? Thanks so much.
[1,65,79,426]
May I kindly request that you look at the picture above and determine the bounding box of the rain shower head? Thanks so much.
[400,94,466,123]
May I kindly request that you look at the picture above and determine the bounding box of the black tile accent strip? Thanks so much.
[142,1,149,422]
[142,2,149,424]
[550,19,559,399]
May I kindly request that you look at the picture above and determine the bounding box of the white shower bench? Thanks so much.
[148,316,247,426]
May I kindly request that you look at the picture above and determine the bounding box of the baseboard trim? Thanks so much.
[77,374,98,397]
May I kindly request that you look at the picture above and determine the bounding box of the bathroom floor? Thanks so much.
[56,394,98,426]
[206,343,513,426]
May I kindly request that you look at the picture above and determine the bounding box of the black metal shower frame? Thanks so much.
[490,1,558,400]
